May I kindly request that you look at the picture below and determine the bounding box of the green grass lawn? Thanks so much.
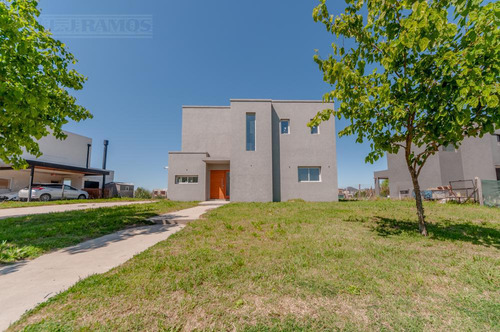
[0,197,153,209]
[0,200,197,263]
[9,200,500,331]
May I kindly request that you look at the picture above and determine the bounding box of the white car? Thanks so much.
[18,184,89,201]
[0,191,19,201]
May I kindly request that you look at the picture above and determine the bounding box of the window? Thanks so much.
[442,144,455,152]
[400,190,409,195]
[246,113,256,151]
[84,181,100,188]
[0,178,10,189]
[298,167,321,182]
[496,135,500,145]
[175,176,198,184]
[496,167,500,181]
[280,119,290,134]
[310,124,319,134]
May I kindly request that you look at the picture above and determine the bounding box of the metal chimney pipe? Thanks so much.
[102,140,109,170]
[86,144,91,169]
[101,140,109,198]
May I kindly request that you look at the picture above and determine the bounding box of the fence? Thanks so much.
[84,188,110,199]
[479,179,500,207]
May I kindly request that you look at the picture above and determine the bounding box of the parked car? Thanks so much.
[0,191,19,201]
[18,184,89,201]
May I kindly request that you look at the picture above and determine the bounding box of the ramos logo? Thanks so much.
[40,15,153,38]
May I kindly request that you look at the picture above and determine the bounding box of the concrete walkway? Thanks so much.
[0,200,154,219]
[0,201,228,331]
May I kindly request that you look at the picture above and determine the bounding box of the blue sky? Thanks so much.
[38,0,386,190]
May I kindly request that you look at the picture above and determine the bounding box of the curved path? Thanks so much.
[0,201,228,331]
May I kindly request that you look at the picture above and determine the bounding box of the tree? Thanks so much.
[380,179,389,197]
[0,0,92,168]
[311,0,499,235]
[135,187,152,199]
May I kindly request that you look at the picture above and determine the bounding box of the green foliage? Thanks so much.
[380,179,390,197]
[311,0,499,171]
[0,0,92,168]
[134,187,152,199]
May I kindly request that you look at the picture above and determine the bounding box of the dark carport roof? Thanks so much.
[17,160,110,176]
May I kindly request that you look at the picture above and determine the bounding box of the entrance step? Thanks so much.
[147,201,229,225]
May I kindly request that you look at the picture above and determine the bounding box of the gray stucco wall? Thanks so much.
[272,101,337,202]
[491,130,500,167]
[181,107,232,158]
[167,152,207,201]
[168,99,339,202]
[460,135,497,181]
[438,148,464,185]
[229,100,274,202]
[382,147,442,197]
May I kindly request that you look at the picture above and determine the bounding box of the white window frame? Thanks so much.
[175,176,199,184]
[298,167,321,182]
[246,113,256,151]
[280,119,290,135]
[310,119,319,135]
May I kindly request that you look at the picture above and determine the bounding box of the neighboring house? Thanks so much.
[153,189,168,198]
[105,182,134,198]
[0,131,112,195]
[374,131,500,198]
[168,99,338,202]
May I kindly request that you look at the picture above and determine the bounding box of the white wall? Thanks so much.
[22,131,92,168]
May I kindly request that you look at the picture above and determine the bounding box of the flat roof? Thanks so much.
[168,151,209,155]
[182,99,332,108]
[25,160,110,176]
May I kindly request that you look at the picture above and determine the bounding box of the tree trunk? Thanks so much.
[409,169,428,236]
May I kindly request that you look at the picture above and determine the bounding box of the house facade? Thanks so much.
[374,131,500,198]
[168,99,338,202]
[0,131,113,195]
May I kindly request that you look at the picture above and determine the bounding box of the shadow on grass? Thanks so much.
[373,217,500,249]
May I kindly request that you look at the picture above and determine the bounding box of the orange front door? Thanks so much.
[210,170,229,199]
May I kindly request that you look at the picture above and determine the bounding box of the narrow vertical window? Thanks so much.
[310,119,319,134]
[280,119,290,134]
[246,113,256,151]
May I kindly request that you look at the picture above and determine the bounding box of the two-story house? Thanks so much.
[0,131,113,196]
[168,99,338,202]
[374,131,500,198]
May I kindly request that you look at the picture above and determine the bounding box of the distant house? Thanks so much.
[168,99,338,202]
[374,131,500,198]
[105,182,134,198]
[0,131,112,197]
[153,189,167,198]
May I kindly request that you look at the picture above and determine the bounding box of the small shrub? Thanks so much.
[134,187,152,199]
